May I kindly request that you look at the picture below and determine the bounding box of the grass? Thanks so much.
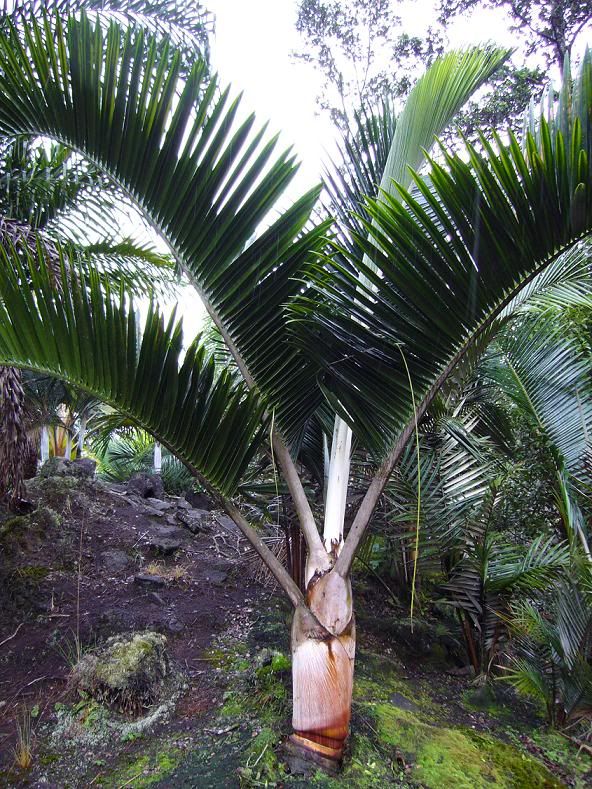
[145,561,190,582]
[13,706,34,770]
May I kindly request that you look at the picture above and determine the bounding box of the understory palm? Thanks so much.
[0,12,591,764]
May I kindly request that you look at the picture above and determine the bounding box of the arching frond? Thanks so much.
[0,12,327,445]
[0,244,266,496]
[298,51,592,458]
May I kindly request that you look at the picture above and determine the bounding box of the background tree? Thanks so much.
[294,0,592,138]
[439,0,592,70]
[294,0,444,129]
[438,0,592,136]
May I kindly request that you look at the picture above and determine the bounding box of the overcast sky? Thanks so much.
[205,0,514,195]
[169,0,516,335]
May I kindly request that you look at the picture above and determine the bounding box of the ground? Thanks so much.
[0,472,590,787]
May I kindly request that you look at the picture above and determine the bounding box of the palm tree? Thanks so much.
[0,13,590,766]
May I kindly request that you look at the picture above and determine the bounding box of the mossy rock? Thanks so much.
[0,505,60,554]
[38,457,92,479]
[70,632,171,715]
[27,473,91,512]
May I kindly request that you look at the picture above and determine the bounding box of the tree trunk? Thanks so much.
[290,569,355,763]
[77,416,86,458]
[0,365,29,505]
[40,425,50,462]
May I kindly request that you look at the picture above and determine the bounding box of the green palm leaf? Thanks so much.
[0,12,327,445]
[324,48,509,266]
[481,313,592,551]
[378,47,510,199]
[0,243,266,496]
[483,316,592,478]
[299,51,592,458]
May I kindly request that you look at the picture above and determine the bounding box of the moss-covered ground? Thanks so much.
[81,603,588,789]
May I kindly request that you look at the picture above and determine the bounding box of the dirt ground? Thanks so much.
[0,471,591,788]
[0,471,268,785]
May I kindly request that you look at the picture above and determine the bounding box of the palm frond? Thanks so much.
[2,0,214,66]
[0,244,266,496]
[0,12,327,446]
[296,51,592,457]
[483,316,592,478]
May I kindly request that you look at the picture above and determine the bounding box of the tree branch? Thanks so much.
[221,499,305,607]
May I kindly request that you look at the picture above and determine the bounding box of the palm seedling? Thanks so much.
[505,563,592,727]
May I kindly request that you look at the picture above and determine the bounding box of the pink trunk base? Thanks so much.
[290,601,356,769]
[291,731,345,760]
[283,734,343,776]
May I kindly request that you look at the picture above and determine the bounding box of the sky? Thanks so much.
[205,0,514,195]
[169,0,516,336]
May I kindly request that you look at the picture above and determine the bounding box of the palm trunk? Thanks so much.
[77,416,86,457]
[0,365,29,504]
[154,441,162,474]
[40,425,50,462]
[290,570,355,763]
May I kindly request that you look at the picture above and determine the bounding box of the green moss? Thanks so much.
[372,703,563,788]
[0,514,28,535]
[521,729,591,787]
[31,506,61,529]
[271,652,291,672]
[220,692,246,717]
[0,506,61,557]
[354,649,438,716]
[308,733,408,788]
[204,642,248,671]
[38,752,60,766]
[0,514,34,553]
[94,633,164,686]
[71,631,170,714]
[238,727,287,786]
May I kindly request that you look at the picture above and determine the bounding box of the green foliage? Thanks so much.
[0,250,266,496]
[296,50,592,457]
[504,564,592,726]
[93,428,193,493]
[0,10,329,448]
[2,0,214,70]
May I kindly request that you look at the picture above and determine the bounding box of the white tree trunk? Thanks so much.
[40,425,49,462]
[78,416,86,457]
[64,432,72,460]
[322,417,352,555]
[154,441,162,474]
